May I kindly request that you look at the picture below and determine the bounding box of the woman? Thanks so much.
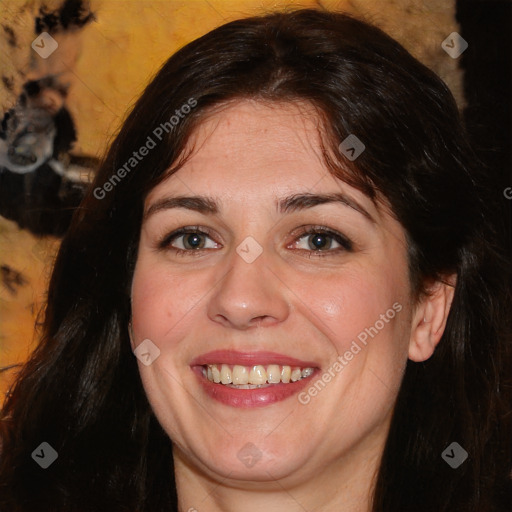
[0,8,510,512]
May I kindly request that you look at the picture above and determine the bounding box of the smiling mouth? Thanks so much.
[191,350,320,407]
[202,364,315,388]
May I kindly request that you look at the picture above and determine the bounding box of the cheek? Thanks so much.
[130,259,215,344]
[129,258,194,346]
[302,264,405,351]
[130,267,173,340]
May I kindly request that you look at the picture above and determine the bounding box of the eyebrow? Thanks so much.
[144,192,375,223]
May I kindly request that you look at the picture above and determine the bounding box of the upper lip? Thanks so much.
[190,350,319,368]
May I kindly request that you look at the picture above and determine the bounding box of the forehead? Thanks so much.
[146,99,362,203]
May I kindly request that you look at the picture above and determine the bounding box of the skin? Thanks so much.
[130,100,455,512]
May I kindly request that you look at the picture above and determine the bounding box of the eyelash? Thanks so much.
[158,225,353,258]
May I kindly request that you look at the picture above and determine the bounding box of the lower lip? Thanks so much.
[192,366,316,408]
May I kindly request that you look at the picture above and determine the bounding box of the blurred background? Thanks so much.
[0,0,510,399]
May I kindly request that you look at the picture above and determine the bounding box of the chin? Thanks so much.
[193,435,314,484]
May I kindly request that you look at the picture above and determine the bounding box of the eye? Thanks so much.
[291,226,353,256]
[159,226,218,256]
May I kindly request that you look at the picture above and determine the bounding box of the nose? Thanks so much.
[207,245,291,330]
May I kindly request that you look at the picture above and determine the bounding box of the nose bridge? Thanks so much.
[207,235,290,329]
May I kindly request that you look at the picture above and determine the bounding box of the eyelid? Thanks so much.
[158,225,219,250]
[290,225,353,252]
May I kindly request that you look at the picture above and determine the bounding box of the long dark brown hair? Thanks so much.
[1,8,510,512]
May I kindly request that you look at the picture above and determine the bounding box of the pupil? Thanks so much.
[311,234,328,249]
[186,233,202,249]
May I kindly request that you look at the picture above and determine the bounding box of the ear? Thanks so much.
[408,275,456,362]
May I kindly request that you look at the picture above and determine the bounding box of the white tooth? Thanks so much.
[249,365,267,385]
[220,364,232,384]
[227,384,269,389]
[207,366,213,381]
[291,368,302,382]
[233,365,249,385]
[211,364,221,383]
[266,364,281,383]
[301,367,314,378]
[281,365,291,383]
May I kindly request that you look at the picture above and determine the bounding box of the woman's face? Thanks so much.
[130,100,416,487]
